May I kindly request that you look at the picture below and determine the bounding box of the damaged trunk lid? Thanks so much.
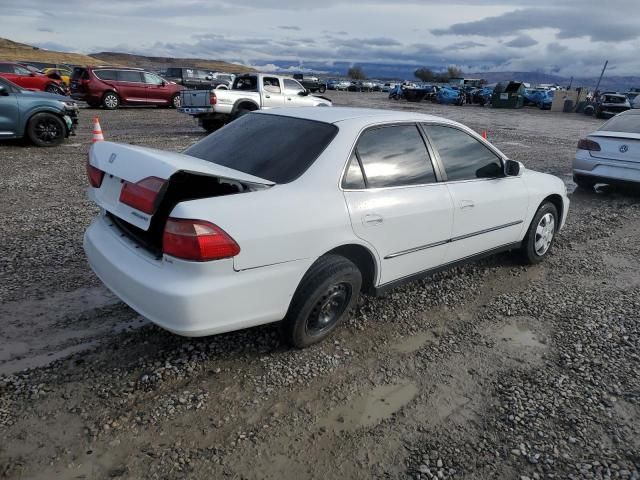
[88,141,273,255]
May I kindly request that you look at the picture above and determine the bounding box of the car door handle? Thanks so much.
[363,214,384,226]
[265,95,271,98]
[460,200,475,209]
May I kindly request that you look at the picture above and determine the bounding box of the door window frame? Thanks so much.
[420,122,507,184]
[340,121,445,191]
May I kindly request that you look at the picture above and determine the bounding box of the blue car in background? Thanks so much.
[537,90,554,110]
[436,86,463,105]
[0,77,78,147]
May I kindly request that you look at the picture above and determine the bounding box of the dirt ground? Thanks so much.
[1,92,639,479]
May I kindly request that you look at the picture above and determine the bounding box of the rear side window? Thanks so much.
[94,69,118,81]
[342,152,366,189]
[263,77,281,93]
[424,125,503,181]
[117,71,144,82]
[354,125,436,188]
[184,114,338,184]
[0,64,12,73]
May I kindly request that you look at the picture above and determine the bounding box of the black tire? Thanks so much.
[282,255,362,348]
[200,118,225,133]
[573,174,596,190]
[26,113,66,147]
[102,92,120,110]
[171,94,181,109]
[232,107,253,120]
[318,85,326,94]
[520,202,559,265]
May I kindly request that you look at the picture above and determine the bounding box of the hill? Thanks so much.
[90,51,254,74]
[0,38,102,65]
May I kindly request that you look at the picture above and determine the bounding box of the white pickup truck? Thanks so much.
[178,73,333,132]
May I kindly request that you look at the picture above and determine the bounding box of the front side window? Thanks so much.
[424,125,503,181]
[144,72,163,85]
[283,79,304,95]
[354,125,436,188]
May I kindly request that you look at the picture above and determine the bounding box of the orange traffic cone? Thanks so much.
[482,130,488,139]
[92,117,104,143]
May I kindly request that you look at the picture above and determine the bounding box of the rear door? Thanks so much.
[116,70,147,103]
[261,77,285,108]
[422,124,528,263]
[342,123,454,286]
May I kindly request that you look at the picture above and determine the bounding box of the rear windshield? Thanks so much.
[600,114,640,134]
[603,95,627,104]
[184,114,338,184]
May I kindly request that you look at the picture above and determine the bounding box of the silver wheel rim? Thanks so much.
[534,213,555,256]
[173,95,180,107]
[105,95,118,108]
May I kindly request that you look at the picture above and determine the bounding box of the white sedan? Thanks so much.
[574,109,640,188]
[84,107,569,347]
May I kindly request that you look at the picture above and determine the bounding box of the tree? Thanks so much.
[447,66,464,79]
[414,67,434,82]
[347,66,366,80]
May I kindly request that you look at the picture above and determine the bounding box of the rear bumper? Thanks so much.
[573,151,640,184]
[177,106,214,115]
[83,214,311,337]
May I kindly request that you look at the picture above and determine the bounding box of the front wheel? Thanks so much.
[520,202,558,264]
[282,255,362,348]
[318,85,326,93]
[171,94,181,108]
[26,113,66,147]
[102,92,120,110]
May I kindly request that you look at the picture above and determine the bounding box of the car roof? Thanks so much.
[255,107,457,127]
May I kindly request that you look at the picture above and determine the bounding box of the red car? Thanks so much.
[0,62,67,95]
[70,66,184,109]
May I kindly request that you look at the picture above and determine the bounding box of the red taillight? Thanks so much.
[577,138,601,151]
[209,92,217,105]
[86,160,104,188]
[119,176,167,214]
[162,218,240,262]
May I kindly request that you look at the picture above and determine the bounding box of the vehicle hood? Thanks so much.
[19,89,70,103]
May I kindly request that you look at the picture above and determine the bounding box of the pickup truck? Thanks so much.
[292,74,326,93]
[178,73,332,132]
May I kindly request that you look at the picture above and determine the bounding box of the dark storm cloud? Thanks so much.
[505,35,538,48]
[432,8,640,42]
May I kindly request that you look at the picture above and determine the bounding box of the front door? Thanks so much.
[342,124,454,286]
[422,124,528,263]
[144,72,170,105]
[261,77,285,108]
[0,86,19,136]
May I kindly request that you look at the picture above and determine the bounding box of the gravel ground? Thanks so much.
[0,92,638,479]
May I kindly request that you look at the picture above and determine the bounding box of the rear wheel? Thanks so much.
[102,92,120,110]
[26,113,66,147]
[520,202,558,265]
[282,255,362,348]
[573,174,596,190]
[318,85,326,93]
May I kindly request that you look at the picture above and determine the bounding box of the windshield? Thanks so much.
[600,114,640,134]
[184,114,338,184]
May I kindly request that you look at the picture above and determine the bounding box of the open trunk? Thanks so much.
[88,141,273,257]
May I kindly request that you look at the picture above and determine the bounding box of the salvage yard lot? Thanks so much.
[1,92,639,479]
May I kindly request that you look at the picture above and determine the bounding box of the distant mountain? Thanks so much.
[91,51,253,74]
[0,37,102,65]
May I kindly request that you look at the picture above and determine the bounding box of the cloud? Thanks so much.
[278,25,301,30]
[505,35,538,48]
[432,7,640,42]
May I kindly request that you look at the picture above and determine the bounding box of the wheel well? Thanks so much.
[103,90,118,99]
[326,244,377,295]
[543,194,564,230]
[236,101,258,112]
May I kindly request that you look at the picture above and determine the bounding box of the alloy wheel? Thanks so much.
[34,118,63,144]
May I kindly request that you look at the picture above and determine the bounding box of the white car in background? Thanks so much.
[84,108,569,348]
[574,109,640,189]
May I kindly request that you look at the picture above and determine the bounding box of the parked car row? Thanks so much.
[0,61,68,95]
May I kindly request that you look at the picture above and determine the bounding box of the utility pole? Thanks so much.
[594,60,608,93]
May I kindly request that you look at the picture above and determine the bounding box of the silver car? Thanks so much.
[573,109,640,189]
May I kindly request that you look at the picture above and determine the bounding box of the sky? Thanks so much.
[2,0,640,77]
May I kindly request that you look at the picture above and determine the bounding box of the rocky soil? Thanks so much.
[0,92,638,479]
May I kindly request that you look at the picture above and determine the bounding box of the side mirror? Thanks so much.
[161,81,166,86]
[0,85,7,96]
[505,159,521,176]
[298,90,309,96]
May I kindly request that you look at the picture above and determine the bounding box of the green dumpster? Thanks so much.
[491,82,525,108]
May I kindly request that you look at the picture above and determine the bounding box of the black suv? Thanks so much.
[164,67,213,89]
